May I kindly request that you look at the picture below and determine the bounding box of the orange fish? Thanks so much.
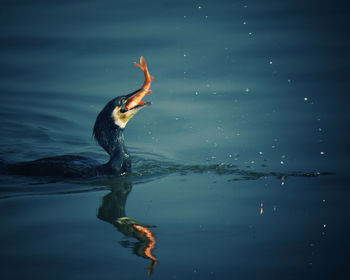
[125,56,154,111]
[132,224,158,263]
[132,223,158,276]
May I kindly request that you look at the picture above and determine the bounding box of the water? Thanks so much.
[1,0,349,279]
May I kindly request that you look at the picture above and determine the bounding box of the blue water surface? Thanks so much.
[0,0,349,279]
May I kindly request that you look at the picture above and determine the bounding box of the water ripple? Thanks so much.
[130,156,334,182]
[0,152,334,200]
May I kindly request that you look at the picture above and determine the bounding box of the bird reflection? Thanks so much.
[97,179,158,276]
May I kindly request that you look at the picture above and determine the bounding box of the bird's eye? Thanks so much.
[117,98,127,112]
[115,99,124,107]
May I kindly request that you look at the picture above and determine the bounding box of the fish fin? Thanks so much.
[134,61,142,69]
[140,56,146,68]
[134,56,147,71]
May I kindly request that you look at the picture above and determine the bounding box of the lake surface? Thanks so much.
[0,0,349,279]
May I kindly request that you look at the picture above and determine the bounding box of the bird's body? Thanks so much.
[7,155,102,178]
[4,56,154,179]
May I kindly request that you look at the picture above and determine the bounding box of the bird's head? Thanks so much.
[93,91,151,155]
[111,90,152,129]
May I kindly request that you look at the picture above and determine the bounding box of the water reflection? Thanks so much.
[97,179,158,276]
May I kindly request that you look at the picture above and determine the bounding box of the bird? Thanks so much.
[5,56,154,179]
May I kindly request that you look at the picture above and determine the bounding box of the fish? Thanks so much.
[125,56,154,111]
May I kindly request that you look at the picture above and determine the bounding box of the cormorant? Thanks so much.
[6,56,154,178]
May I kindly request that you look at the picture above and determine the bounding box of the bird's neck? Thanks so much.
[105,130,131,174]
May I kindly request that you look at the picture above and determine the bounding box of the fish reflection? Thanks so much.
[97,179,158,276]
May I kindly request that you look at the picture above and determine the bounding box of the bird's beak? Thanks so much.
[122,89,152,116]
[123,90,152,112]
